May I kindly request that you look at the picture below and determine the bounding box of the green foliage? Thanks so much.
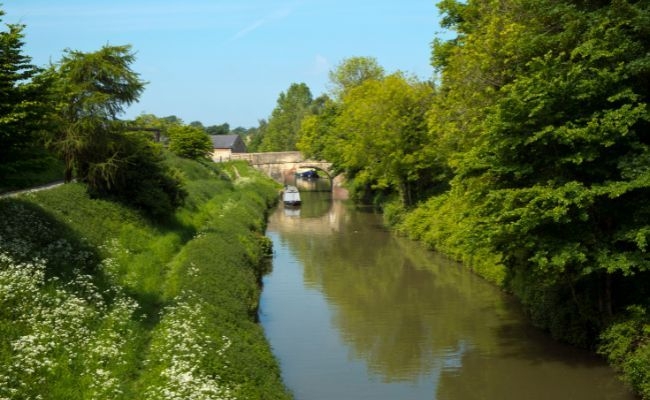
[259,82,313,151]
[168,124,213,159]
[245,119,267,152]
[45,44,145,183]
[297,96,339,161]
[43,47,188,217]
[448,0,650,341]
[397,191,506,286]
[206,122,230,135]
[335,73,441,205]
[0,9,54,187]
[300,70,444,206]
[599,306,650,399]
[328,56,385,99]
[0,158,290,399]
[396,0,650,370]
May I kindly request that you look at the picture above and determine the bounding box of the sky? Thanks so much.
[3,1,448,128]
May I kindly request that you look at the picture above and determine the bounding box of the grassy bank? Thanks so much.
[0,157,292,399]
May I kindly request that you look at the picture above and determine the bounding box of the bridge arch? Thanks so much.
[229,152,341,191]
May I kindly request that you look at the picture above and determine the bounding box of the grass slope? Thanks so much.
[0,156,291,399]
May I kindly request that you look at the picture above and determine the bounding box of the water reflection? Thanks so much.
[261,194,634,400]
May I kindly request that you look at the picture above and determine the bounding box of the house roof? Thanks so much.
[210,134,241,149]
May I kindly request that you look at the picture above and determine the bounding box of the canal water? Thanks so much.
[259,189,635,400]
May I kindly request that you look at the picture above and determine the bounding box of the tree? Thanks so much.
[46,45,185,216]
[328,57,385,99]
[427,0,650,346]
[189,120,205,130]
[168,125,213,160]
[333,73,438,205]
[297,95,339,162]
[0,10,51,183]
[246,119,267,152]
[259,83,313,152]
[46,44,145,184]
[206,123,230,135]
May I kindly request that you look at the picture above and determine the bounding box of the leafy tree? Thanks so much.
[297,95,339,163]
[0,10,52,185]
[421,0,650,348]
[46,45,185,216]
[161,115,183,125]
[168,125,213,160]
[259,83,313,152]
[206,122,230,135]
[46,44,145,184]
[100,131,187,216]
[328,56,385,99]
[246,119,267,152]
[332,73,438,205]
[189,120,205,130]
[129,113,178,142]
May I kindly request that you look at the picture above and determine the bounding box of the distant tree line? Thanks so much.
[252,1,650,397]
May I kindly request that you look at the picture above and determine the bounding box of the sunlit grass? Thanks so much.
[0,155,289,399]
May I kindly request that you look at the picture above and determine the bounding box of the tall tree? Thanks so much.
[246,119,267,152]
[328,56,385,99]
[429,0,650,346]
[334,74,438,205]
[46,44,145,184]
[0,10,50,181]
[45,46,186,216]
[259,83,313,152]
[297,95,339,163]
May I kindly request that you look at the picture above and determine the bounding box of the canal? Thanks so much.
[259,188,634,400]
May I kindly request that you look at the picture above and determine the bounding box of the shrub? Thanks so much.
[168,125,213,160]
[381,198,406,228]
[88,134,187,217]
[599,305,650,399]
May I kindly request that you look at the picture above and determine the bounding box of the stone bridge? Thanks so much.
[230,151,332,181]
[230,151,346,195]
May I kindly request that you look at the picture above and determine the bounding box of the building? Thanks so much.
[210,134,247,162]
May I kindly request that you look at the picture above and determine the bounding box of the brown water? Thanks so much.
[260,191,635,400]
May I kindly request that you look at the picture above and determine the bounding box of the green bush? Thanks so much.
[599,306,650,399]
[381,198,406,228]
[168,125,213,160]
[87,134,187,217]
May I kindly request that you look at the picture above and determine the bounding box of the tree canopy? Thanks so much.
[259,82,313,152]
[328,56,385,99]
[0,11,51,185]
[46,45,145,184]
[168,125,213,160]
[43,45,185,216]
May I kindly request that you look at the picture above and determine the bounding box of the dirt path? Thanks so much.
[0,181,65,199]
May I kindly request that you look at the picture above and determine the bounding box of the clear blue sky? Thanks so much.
[4,1,447,128]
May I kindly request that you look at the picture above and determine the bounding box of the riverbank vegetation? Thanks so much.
[277,1,650,397]
[0,9,294,398]
[2,0,649,397]
[0,158,290,399]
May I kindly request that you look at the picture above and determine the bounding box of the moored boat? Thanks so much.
[282,185,301,206]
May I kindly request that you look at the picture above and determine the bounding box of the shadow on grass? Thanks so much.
[0,197,172,328]
[0,198,104,282]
